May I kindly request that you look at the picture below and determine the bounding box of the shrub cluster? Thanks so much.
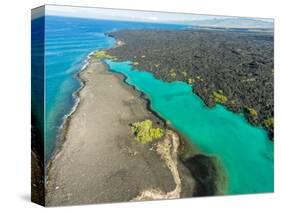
[131,119,164,144]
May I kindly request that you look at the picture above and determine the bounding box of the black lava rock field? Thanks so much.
[106,28,274,139]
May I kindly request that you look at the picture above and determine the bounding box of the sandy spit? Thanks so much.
[46,57,194,206]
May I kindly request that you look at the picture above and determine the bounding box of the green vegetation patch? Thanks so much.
[181,71,187,77]
[169,68,177,78]
[211,90,228,104]
[131,119,164,144]
[263,117,274,128]
[170,72,176,78]
[187,78,195,84]
[95,50,115,59]
[245,107,258,116]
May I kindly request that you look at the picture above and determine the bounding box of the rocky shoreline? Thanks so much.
[106,28,274,139]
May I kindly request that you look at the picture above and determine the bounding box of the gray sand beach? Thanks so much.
[46,57,194,206]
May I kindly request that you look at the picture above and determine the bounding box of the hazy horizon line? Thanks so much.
[31,4,274,24]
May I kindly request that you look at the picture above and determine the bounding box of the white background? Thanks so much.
[0,0,280,211]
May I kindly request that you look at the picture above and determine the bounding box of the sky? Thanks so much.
[32,5,273,24]
[36,5,270,23]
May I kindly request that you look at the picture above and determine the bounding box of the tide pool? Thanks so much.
[105,60,274,195]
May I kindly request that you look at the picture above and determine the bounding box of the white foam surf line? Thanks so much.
[46,34,118,170]
[46,50,97,170]
[57,50,95,138]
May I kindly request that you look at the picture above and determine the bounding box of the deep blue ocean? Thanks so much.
[32,16,185,162]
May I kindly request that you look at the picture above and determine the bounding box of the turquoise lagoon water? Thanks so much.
[42,16,184,161]
[105,60,274,195]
